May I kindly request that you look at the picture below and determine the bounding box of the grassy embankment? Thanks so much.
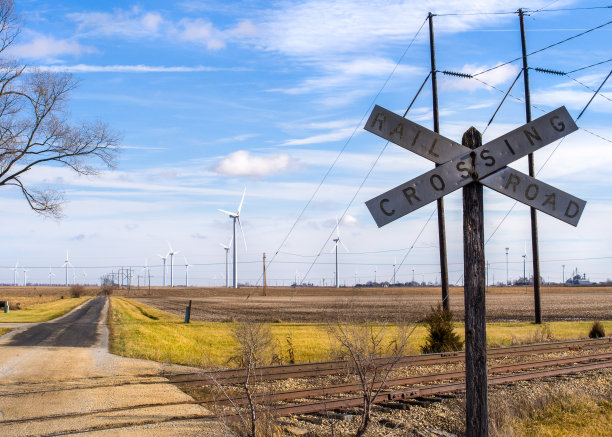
[109,297,612,368]
[0,297,90,323]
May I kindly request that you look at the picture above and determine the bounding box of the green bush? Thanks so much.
[589,321,606,338]
[420,304,464,354]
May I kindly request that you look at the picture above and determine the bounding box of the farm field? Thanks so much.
[108,296,612,368]
[132,285,612,323]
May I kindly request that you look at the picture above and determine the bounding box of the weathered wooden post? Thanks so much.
[184,299,192,323]
[462,127,488,436]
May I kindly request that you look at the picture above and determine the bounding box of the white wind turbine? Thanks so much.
[167,242,180,288]
[157,253,168,287]
[22,268,28,286]
[82,272,88,284]
[62,251,73,286]
[219,188,247,289]
[183,256,191,287]
[11,262,18,286]
[220,237,233,288]
[331,217,349,288]
[48,266,55,286]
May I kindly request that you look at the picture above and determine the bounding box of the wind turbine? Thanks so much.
[62,251,73,286]
[22,268,28,287]
[183,256,191,287]
[220,237,233,288]
[11,262,18,286]
[219,188,247,288]
[82,272,88,284]
[331,217,349,288]
[48,266,55,286]
[157,253,168,287]
[167,242,180,288]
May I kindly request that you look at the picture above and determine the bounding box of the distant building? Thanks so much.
[566,269,593,285]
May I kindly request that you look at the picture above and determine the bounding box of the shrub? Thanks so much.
[99,285,114,296]
[421,304,464,354]
[589,321,606,338]
[70,284,85,298]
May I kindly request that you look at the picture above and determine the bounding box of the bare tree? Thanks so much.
[0,0,119,217]
[330,317,415,437]
[224,321,275,437]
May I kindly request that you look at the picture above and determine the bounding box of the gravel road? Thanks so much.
[0,297,233,436]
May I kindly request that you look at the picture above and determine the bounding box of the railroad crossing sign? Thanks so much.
[365,105,586,227]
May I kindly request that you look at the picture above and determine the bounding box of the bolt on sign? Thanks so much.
[364,105,585,227]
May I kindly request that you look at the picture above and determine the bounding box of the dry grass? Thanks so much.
[108,297,611,368]
[0,297,90,322]
[0,327,10,336]
[489,382,612,436]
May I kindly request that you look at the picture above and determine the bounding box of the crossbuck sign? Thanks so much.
[365,105,586,227]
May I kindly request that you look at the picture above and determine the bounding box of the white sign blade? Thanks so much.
[480,167,586,226]
[365,107,578,227]
[472,106,578,180]
[365,160,471,227]
[364,105,466,164]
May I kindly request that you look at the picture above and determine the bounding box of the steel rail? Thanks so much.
[255,359,612,417]
[209,352,612,407]
[170,336,612,385]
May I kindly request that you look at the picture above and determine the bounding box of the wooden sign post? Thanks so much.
[363,105,585,435]
[462,127,488,436]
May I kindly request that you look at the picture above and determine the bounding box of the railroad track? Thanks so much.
[217,352,612,418]
[169,336,612,385]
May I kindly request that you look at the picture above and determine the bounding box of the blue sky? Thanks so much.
[2,0,611,287]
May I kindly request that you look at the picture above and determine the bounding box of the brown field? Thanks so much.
[2,285,610,323]
[127,285,612,323]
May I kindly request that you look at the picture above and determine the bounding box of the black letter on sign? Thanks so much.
[525,183,539,200]
[504,173,521,192]
[479,149,495,167]
[524,127,542,146]
[564,201,580,218]
[550,115,565,132]
[504,139,516,155]
[430,174,445,191]
[371,112,385,131]
[456,161,470,178]
[402,187,421,205]
[390,122,404,140]
[428,138,440,158]
[542,193,557,210]
[380,198,395,216]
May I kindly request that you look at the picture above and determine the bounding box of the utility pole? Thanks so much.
[263,252,267,296]
[462,127,488,437]
[505,247,509,285]
[428,12,450,312]
[519,8,542,324]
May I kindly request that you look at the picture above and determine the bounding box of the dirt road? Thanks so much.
[0,297,232,436]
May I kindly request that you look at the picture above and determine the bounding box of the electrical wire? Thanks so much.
[254,15,430,287]
[472,19,612,78]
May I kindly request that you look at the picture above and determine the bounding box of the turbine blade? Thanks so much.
[168,241,174,252]
[237,217,247,252]
[340,240,350,253]
[329,240,339,253]
[237,187,246,214]
[218,209,237,217]
[336,216,340,238]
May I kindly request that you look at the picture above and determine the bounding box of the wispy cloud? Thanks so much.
[68,7,165,38]
[440,63,520,91]
[35,64,247,73]
[281,127,357,146]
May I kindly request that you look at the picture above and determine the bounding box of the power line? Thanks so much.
[576,69,612,120]
[472,19,612,77]
[256,15,430,287]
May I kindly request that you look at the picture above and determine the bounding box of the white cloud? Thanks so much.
[177,18,226,50]
[212,150,298,177]
[8,34,95,59]
[342,214,360,227]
